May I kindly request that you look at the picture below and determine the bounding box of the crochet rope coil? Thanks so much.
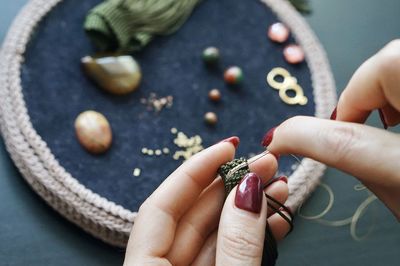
[0,0,336,247]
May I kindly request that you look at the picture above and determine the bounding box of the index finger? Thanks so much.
[336,40,400,123]
[124,138,237,261]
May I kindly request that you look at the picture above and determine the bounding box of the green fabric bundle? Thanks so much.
[84,0,201,52]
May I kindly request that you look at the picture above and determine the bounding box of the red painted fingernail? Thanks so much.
[330,106,337,120]
[261,127,276,147]
[378,109,388,130]
[235,173,263,213]
[220,136,240,148]
[266,176,288,187]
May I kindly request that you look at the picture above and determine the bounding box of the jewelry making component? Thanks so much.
[202,46,220,64]
[172,130,203,161]
[268,22,289,43]
[224,66,243,85]
[218,158,250,195]
[74,110,112,154]
[140,93,173,113]
[133,168,141,177]
[81,55,142,95]
[283,44,305,64]
[208,88,221,102]
[266,67,308,105]
[204,112,218,125]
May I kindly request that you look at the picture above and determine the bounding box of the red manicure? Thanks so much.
[330,106,337,120]
[261,127,276,147]
[235,173,263,213]
[220,136,240,149]
[266,176,288,187]
[378,109,388,129]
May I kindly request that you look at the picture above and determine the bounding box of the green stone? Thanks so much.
[82,55,142,95]
[202,47,220,64]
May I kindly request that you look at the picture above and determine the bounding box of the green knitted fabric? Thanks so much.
[218,158,250,196]
[84,0,201,52]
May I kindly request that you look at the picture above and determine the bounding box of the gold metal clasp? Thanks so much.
[266,67,308,106]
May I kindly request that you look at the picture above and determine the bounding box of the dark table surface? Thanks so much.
[1,0,399,265]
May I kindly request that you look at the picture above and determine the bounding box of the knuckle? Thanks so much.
[319,124,360,164]
[220,224,263,261]
[281,115,308,129]
[377,39,400,72]
[279,115,309,136]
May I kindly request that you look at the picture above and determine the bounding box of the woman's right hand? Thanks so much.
[262,40,400,219]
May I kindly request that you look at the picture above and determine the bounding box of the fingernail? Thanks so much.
[378,109,388,129]
[266,176,288,187]
[235,173,263,213]
[261,127,276,147]
[220,136,240,148]
[330,106,337,120]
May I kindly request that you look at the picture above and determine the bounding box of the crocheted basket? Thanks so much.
[0,0,336,247]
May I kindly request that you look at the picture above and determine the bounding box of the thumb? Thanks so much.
[216,173,267,266]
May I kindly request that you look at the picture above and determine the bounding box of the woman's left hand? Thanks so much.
[124,137,290,265]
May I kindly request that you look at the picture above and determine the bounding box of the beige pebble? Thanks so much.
[75,110,112,154]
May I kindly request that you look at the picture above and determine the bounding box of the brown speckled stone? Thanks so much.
[75,110,112,154]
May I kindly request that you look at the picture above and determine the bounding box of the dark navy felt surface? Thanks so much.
[21,0,314,211]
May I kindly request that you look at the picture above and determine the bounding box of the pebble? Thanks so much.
[75,110,112,154]
[81,55,142,95]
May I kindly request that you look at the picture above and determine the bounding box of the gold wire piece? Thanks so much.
[266,67,308,106]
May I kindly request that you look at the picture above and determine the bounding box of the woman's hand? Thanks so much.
[124,138,290,265]
[262,40,400,219]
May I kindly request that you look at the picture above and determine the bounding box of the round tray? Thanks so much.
[0,0,336,246]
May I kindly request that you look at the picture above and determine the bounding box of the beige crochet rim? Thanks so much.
[0,0,336,247]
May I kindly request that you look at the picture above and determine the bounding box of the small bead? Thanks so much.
[133,168,141,177]
[268,22,289,43]
[75,111,112,154]
[147,149,154,156]
[224,66,243,85]
[162,147,170,154]
[283,44,305,64]
[171,128,178,134]
[155,149,162,156]
[204,112,218,125]
[208,89,221,102]
[202,47,220,64]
